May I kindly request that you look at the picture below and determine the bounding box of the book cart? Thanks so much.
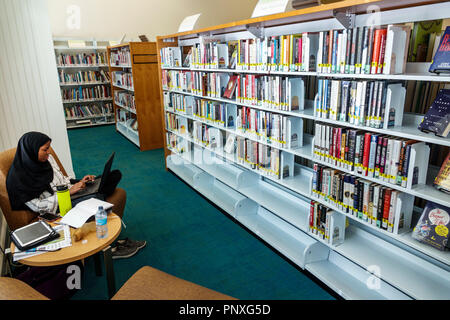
[54,38,115,129]
[157,0,450,299]
[108,42,163,151]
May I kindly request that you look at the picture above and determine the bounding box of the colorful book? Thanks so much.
[429,26,450,74]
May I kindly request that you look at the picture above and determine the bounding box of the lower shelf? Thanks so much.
[305,251,411,300]
[165,153,445,300]
[116,122,140,147]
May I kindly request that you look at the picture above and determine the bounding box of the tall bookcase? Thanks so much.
[107,42,163,151]
[157,0,450,300]
[53,38,115,129]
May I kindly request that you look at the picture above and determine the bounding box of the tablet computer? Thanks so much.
[11,220,60,251]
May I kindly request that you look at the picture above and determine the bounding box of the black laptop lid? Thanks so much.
[98,152,115,192]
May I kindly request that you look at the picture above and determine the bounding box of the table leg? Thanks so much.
[103,246,116,299]
[94,253,102,276]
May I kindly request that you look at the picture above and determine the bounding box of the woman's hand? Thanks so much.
[81,175,96,183]
[70,181,86,195]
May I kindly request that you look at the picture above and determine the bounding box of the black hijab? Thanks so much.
[6,132,54,210]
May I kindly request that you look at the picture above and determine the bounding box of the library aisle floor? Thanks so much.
[68,125,335,300]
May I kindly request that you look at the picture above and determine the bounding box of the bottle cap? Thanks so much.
[56,184,68,192]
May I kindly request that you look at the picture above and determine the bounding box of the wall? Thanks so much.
[0,0,74,176]
[46,0,263,41]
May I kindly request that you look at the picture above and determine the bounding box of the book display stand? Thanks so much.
[158,0,450,299]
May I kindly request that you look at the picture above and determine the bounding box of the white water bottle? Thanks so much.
[95,206,108,239]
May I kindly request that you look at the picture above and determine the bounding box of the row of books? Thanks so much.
[314,123,426,188]
[163,92,193,114]
[166,132,187,153]
[161,70,227,98]
[166,113,190,137]
[161,24,410,75]
[114,90,136,111]
[61,85,111,102]
[236,106,301,149]
[236,136,281,179]
[56,52,107,66]
[161,70,304,112]
[192,99,227,127]
[58,70,110,84]
[312,163,404,233]
[110,47,131,66]
[64,103,113,119]
[163,91,301,150]
[316,79,397,128]
[112,71,133,89]
[161,41,234,70]
[233,75,303,111]
[308,201,342,245]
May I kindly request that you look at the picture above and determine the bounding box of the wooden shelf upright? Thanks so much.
[108,42,163,151]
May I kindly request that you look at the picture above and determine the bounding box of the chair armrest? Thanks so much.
[0,277,49,300]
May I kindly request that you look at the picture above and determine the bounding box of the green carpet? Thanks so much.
[68,125,336,300]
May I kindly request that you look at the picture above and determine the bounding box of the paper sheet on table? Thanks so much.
[13,224,72,261]
[60,198,113,228]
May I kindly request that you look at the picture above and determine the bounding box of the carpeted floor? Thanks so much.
[68,125,336,300]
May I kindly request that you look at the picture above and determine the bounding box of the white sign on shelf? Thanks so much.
[251,0,289,18]
[68,40,86,48]
[178,13,201,32]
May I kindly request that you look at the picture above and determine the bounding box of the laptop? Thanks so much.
[71,152,115,200]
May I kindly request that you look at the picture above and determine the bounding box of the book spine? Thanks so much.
[402,144,412,188]
[377,29,387,74]
[374,136,383,178]
[382,188,391,230]
[371,29,382,74]
[368,134,378,178]
[376,187,385,228]
[345,28,352,74]
[387,190,398,233]
[350,27,357,74]
[372,185,379,225]
[362,132,372,176]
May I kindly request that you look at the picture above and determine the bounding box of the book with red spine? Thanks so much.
[377,29,388,73]
[382,188,392,230]
[309,201,315,231]
[362,132,372,175]
[371,29,383,74]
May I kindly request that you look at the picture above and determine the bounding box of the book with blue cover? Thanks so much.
[429,26,450,74]
[418,88,450,138]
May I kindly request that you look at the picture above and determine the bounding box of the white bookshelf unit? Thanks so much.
[53,38,115,129]
[158,0,450,300]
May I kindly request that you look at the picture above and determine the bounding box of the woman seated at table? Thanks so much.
[6,131,146,259]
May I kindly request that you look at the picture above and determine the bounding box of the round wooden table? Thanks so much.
[11,213,122,298]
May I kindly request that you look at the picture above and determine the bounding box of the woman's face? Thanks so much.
[38,140,51,162]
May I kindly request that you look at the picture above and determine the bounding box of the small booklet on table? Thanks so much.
[60,198,113,228]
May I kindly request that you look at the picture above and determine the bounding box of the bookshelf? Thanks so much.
[107,42,163,151]
[157,0,450,299]
[53,38,115,129]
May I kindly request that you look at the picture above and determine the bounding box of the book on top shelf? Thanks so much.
[429,26,450,74]
[418,88,450,137]
[434,151,450,194]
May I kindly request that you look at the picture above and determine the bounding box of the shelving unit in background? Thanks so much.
[157,0,450,300]
[53,38,115,129]
[107,42,163,151]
